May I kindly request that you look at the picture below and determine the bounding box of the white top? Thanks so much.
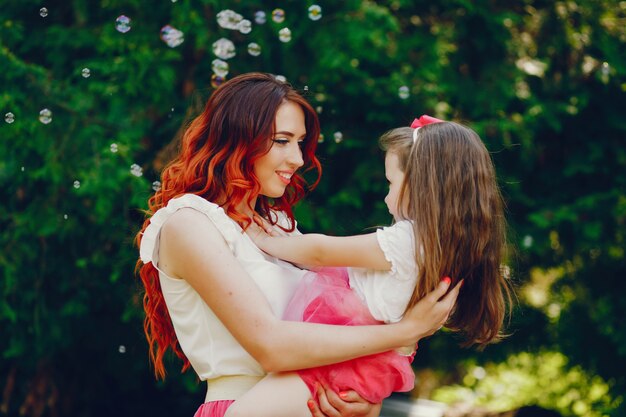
[348,220,418,323]
[139,194,306,382]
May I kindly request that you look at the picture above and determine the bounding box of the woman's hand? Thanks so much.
[401,278,462,342]
[308,385,381,417]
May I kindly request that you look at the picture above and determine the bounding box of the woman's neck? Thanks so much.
[218,193,258,218]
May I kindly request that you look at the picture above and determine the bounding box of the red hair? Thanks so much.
[135,73,321,379]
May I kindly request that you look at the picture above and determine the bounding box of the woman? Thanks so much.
[136,73,459,417]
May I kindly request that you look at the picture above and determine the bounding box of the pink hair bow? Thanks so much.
[410,114,444,142]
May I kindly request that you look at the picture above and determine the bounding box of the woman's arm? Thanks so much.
[159,209,456,372]
[248,221,391,271]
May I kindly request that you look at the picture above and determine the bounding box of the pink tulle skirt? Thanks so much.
[283,267,415,404]
[194,400,235,417]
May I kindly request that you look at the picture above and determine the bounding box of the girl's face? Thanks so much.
[253,100,306,198]
[384,151,406,221]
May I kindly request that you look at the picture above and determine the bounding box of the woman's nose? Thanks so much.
[288,143,304,168]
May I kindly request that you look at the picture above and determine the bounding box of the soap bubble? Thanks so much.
[333,131,343,143]
[254,11,267,24]
[81,68,91,78]
[398,86,409,99]
[212,38,236,59]
[217,9,243,30]
[40,7,48,18]
[212,59,229,78]
[278,28,292,43]
[318,133,325,143]
[152,181,162,192]
[63,214,68,220]
[247,42,261,56]
[4,112,15,124]
[160,25,184,47]
[73,180,80,189]
[130,164,143,177]
[272,9,285,23]
[238,19,252,34]
[308,5,322,21]
[115,15,131,33]
[211,74,225,88]
[39,108,52,124]
[110,143,118,153]
[118,345,126,354]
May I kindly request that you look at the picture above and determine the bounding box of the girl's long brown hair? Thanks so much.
[380,122,512,348]
[135,73,321,378]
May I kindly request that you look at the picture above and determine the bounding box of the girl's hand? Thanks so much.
[308,385,381,417]
[246,215,274,249]
[401,278,462,342]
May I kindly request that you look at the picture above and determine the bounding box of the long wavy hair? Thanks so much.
[380,122,512,348]
[135,73,321,378]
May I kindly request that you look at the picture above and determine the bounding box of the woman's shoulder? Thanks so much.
[139,194,239,264]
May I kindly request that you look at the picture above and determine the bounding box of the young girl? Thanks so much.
[225,115,512,417]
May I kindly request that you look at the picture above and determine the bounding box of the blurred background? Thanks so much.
[1,1,625,416]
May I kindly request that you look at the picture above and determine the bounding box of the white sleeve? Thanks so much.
[375,220,416,281]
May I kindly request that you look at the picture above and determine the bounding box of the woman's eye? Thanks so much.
[272,138,289,145]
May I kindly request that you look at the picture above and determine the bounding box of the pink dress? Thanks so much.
[283,267,416,404]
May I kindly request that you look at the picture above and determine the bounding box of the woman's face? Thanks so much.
[254,100,306,198]
[384,151,406,221]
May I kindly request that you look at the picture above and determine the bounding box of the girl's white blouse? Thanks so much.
[348,220,418,323]
[139,194,306,381]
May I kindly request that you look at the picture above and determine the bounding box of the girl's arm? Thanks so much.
[248,221,391,271]
[159,208,456,373]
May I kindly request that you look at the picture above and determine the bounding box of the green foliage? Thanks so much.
[1,0,625,416]
[432,351,621,417]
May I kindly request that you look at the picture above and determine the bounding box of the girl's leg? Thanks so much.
[224,372,310,417]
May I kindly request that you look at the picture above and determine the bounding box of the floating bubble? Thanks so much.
[274,75,287,83]
[398,85,409,99]
[278,27,292,43]
[522,235,533,248]
[333,131,343,143]
[247,42,261,56]
[318,133,325,143]
[115,15,131,33]
[238,19,252,34]
[304,85,309,92]
[254,10,267,25]
[272,9,285,23]
[217,9,243,30]
[212,38,236,59]
[63,214,68,220]
[4,112,15,124]
[81,68,91,78]
[21,166,25,172]
[130,163,143,177]
[308,5,322,21]
[152,181,162,192]
[73,180,80,189]
[118,345,126,354]
[211,74,225,88]
[160,25,184,48]
[39,108,52,124]
[316,106,323,113]
[212,59,229,78]
[110,143,118,153]
[40,7,48,18]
